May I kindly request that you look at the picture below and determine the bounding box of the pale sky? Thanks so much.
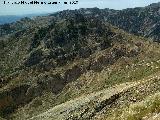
[0,0,160,15]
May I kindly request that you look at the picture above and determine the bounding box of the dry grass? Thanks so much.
[117,93,160,120]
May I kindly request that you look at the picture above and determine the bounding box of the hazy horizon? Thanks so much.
[0,0,160,16]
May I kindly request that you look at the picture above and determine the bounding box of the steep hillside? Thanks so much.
[104,2,160,41]
[0,3,160,120]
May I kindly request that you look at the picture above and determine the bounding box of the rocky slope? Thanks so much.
[104,2,160,41]
[49,2,160,41]
[0,2,160,120]
[28,75,160,120]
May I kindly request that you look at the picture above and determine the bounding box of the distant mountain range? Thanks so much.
[0,13,49,25]
[0,15,23,25]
